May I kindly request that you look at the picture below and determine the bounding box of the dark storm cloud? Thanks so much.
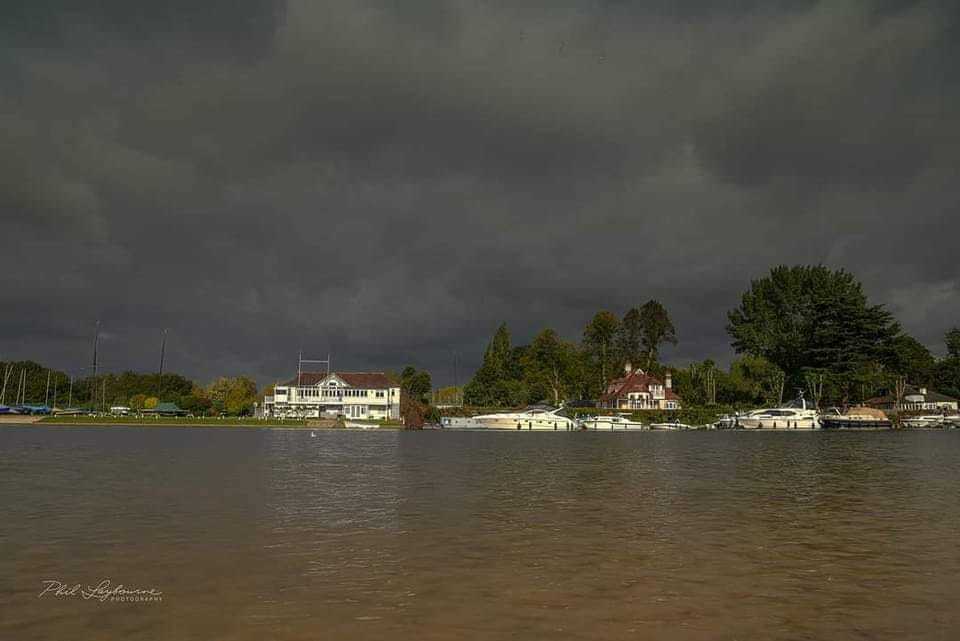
[2,0,958,385]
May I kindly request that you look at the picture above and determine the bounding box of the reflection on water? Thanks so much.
[1,427,959,640]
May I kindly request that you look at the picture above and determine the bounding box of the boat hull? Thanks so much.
[821,417,891,429]
[473,416,577,430]
[582,417,647,430]
[737,417,819,430]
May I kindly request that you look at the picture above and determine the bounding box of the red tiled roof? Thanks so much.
[283,371,395,389]
[600,370,680,402]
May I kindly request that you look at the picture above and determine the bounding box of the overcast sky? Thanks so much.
[2,0,958,385]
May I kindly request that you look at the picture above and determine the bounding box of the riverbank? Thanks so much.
[16,416,406,429]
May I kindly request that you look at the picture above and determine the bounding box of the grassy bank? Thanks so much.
[37,416,404,429]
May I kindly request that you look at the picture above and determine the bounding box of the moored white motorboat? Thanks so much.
[648,420,692,430]
[901,415,946,428]
[581,414,647,430]
[737,395,819,430]
[470,405,578,431]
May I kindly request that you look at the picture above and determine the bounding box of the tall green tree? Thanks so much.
[616,307,644,366]
[208,377,258,416]
[727,266,901,389]
[887,335,935,385]
[464,323,526,406]
[400,366,432,404]
[946,327,960,359]
[582,311,620,391]
[935,328,960,399]
[638,300,678,368]
[521,328,579,406]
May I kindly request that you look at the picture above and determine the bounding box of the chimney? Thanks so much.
[624,361,632,375]
[665,371,672,390]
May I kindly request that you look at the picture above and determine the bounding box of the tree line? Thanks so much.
[463,300,678,407]
[724,265,960,407]
[463,266,960,410]
[0,360,260,416]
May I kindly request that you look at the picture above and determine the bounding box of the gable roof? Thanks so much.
[600,370,679,402]
[866,385,958,405]
[284,371,395,389]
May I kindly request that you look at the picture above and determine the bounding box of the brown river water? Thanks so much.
[1,426,958,640]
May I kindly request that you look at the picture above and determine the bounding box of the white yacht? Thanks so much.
[901,415,945,428]
[649,420,693,430]
[470,405,578,431]
[737,395,819,430]
[581,414,647,430]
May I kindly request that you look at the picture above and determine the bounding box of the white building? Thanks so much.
[598,363,682,411]
[263,371,400,420]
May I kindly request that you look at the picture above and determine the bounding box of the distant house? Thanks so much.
[599,363,682,411]
[865,385,958,412]
[264,371,400,420]
[142,402,188,417]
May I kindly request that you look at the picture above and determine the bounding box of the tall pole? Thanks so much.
[92,321,100,411]
[52,378,58,410]
[158,329,168,400]
[45,370,51,407]
[453,351,459,406]
[19,369,26,405]
[68,375,73,409]
[0,364,11,404]
[92,321,100,380]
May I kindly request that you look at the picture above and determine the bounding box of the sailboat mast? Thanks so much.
[158,329,167,399]
[0,363,11,404]
[92,321,100,380]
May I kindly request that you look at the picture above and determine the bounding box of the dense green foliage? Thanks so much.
[0,360,258,415]
[672,356,785,407]
[400,366,432,404]
[464,301,680,408]
[637,300,678,368]
[934,326,960,399]
[0,361,70,406]
[727,266,954,405]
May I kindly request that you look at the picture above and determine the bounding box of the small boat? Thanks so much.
[344,421,378,430]
[581,413,646,430]
[310,431,317,437]
[713,415,737,430]
[648,420,691,430]
[13,405,51,416]
[901,415,946,428]
[821,406,891,429]
[52,408,84,416]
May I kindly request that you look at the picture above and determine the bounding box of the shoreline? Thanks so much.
[0,417,403,429]
[34,423,404,430]
[2,419,953,432]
